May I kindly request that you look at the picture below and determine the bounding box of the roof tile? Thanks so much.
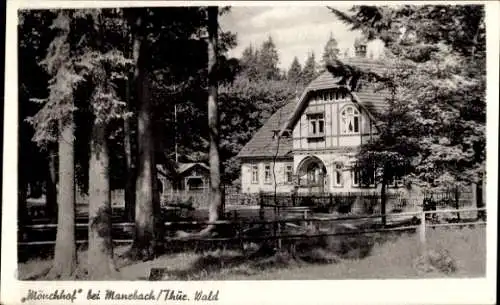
[238,57,390,159]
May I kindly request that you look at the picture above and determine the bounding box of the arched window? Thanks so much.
[341,105,360,134]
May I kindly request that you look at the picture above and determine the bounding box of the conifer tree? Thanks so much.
[26,10,80,279]
[257,36,281,80]
[287,56,302,84]
[301,52,318,84]
[321,32,340,69]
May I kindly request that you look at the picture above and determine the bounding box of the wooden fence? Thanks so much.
[24,186,475,221]
[259,190,475,215]
[18,206,487,257]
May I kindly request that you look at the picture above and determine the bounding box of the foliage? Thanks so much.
[18,10,59,190]
[287,56,302,85]
[301,52,319,85]
[320,33,340,69]
[257,36,281,80]
[329,5,486,189]
[20,7,239,192]
[219,75,297,183]
[25,11,83,146]
[239,45,260,81]
[239,36,281,81]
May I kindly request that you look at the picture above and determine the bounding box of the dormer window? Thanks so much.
[307,112,325,139]
[341,105,360,135]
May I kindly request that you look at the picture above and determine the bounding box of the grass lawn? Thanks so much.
[18,226,485,280]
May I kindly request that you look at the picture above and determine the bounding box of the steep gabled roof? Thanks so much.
[178,162,209,174]
[237,57,391,160]
[341,57,390,76]
[281,57,391,133]
[237,101,297,159]
[156,162,209,178]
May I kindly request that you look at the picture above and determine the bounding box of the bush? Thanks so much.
[413,249,457,275]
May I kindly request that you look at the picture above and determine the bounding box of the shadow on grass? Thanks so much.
[155,222,416,280]
[18,217,420,280]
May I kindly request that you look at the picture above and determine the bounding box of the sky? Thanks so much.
[219,6,385,70]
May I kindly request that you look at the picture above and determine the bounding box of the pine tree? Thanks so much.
[257,36,281,80]
[206,6,222,229]
[240,45,259,80]
[27,10,81,279]
[287,56,302,84]
[127,8,159,260]
[82,10,131,279]
[320,32,340,69]
[301,52,318,84]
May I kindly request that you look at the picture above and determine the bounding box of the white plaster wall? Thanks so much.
[339,136,362,147]
[241,161,295,194]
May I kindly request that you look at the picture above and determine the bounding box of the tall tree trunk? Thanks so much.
[88,120,118,279]
[46,145,58,221]
[129,13,159,259]
[175,7,221,240]
[134,68,156,259]
[207,7,221,225]
[48,117,77,279]
[123,25,136,222]
[124,76,136,222]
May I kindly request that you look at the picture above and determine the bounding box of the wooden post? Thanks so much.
[419,210,427,255]
[471,183,478,219]
[304,209,312,231]
[234,210,244,252]
[277,206,282,251]
[454,187,461,221]
[273,205,277,249]
[259,191,264,220]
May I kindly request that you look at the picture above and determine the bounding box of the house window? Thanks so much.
[285,165,293,184]
[341,106,360,134]
[251,165,259,184]
[352,166,376,188]
[352,170,360,187]
[362,169,376,187]
[308,113,325,137]
[333,163,343,187]
[264,164,272,184]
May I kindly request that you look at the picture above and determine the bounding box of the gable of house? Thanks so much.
[237,100,297,159]
[238,57,391,160]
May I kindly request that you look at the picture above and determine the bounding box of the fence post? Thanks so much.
[272,205,277,249]
[277,206,282,251]
[222,185,226,216]
[419,210,427,255]
[454,187,461,221]
[259,191,264,220]
[234,210,244,252]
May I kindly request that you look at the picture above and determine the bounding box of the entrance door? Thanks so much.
[297,156,327,194]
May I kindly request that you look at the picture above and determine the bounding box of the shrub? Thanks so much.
[414,249,457,275]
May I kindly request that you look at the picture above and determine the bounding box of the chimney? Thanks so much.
[354,37,367,58]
